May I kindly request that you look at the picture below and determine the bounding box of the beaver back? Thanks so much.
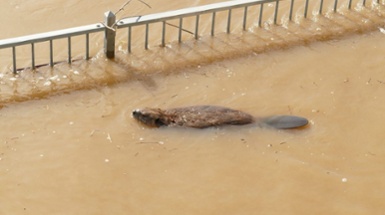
[159,105,254,128]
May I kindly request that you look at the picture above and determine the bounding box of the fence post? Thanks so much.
[104,11,116,58]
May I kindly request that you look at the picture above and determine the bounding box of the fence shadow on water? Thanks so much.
[0,0,384,106]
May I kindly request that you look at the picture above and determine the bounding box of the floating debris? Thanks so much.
[138,141,165,145]
[43,81,52,86]
[107,133,112,143]
[89,129,97,137]
[49,75,59,81]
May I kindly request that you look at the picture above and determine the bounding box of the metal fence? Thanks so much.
[0,23,105,73]
[0,0,383,73]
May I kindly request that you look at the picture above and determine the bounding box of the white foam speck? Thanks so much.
[44,81,52,86]
[49,75,59,81]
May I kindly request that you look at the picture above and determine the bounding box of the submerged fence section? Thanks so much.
[114,0,278,52]
[0,0,384,73]
[0,24,105,73]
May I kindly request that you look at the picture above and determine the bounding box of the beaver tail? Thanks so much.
[260,115,309,129]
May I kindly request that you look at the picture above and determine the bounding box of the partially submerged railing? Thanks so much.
[0,0,383,73]
[114,0,278,52]
[0,23,104,73]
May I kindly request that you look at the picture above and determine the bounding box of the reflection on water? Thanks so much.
[1,0,385,214]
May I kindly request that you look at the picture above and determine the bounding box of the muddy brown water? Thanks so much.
[1,0,385,214]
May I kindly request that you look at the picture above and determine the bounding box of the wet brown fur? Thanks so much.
[132,105,254,128]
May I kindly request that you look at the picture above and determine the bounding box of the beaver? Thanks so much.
[132,105,308,129]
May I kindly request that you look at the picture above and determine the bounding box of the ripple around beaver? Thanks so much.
[132,105,309,129]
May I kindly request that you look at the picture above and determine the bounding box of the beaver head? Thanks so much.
[132,108,166,127]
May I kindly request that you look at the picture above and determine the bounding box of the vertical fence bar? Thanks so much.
[259,4,264,27]
[319,0,324,14]
[85,33,89,60]
[304,0,310,18]
[12,46,16,74]
[104,11,116,58]
[178,18,183,43]
[128,26,132,53]
[211,12,216,36]
[334,0,339,12]
[195,15,200,39]
[362,0,366,6]
[49,40,53,66]
[227,9,232,33]
[348,0,353,9]
[243,6,248,30]
[162,21,166,46]
[31,43,35,70]
[274,0,279,24]
[289,0,295,21]
[68,37,72,64]
[145,23,149,49]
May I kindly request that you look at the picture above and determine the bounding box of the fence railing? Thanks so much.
[0,0,383,74]
[114,0,278,52]
[0,23,105,73]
